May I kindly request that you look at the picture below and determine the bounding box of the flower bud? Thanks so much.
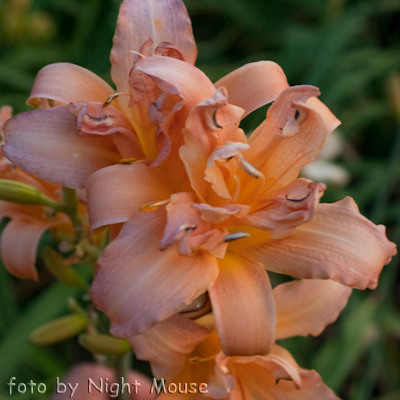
[28,314,88,346]
[78,333,131,355]
[42,248,89,289]
[0,179,67,212]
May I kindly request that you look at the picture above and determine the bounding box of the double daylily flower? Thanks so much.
[2,0,396,365]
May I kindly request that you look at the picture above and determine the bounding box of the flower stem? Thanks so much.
[115,350,132,400]
[62,187,83,241]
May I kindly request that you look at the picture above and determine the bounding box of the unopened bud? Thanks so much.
[0,179,67,212]
[42,248,89,289]
[28,314,88,346]
[78,333,131,356]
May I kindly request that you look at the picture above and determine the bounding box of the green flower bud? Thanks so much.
[78,334,131,356]
[0,179,67,212]
[28,314,88,346]
[42,248,89,289]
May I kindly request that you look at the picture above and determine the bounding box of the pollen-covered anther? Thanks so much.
[118,158,137,165]
[140,198,171,212]
[103,92,130,107]
[224,232,251,242]
[85,113,107,122]
[213,110,222,129]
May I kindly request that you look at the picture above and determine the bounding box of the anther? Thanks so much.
[285,192,310,202]
[189,354,217,364]
[237,154,263,179]
[140,199,171,212]
[103,92,130,107]
[129,50,146,58]
[224,232,250,242]
[85,113,107,122]
[118,158,137,165]
[294,109,300,120]
[213,110,222,129]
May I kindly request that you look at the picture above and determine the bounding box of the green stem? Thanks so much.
[62,187,83,242]
[115,351,132,400]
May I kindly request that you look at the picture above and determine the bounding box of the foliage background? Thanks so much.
[1,0,400,399]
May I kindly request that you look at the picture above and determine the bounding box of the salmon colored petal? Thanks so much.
[242,179,326,239]
[27,63,115,107]
[110,0,197,93]
[67,102,144,159]
[180,88,246,201]
[274,279,352,340]
[1,218,49,280]
[230,197,396,290]
[209,252,276,357]
[306,96,341,135]
[91,209,219,337]
[214,61,289,118]
[129,314,210,380]
[2,107,121,189]
[86,163,173,231]
[160,192,202,251]
[246,86,327,189]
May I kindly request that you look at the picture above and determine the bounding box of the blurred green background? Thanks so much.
[1,0,400,399]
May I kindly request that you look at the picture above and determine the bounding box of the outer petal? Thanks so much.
[208,252,276,357]
[1,217,49,280]
[86,163,173,231]
[306,97,341,135]
[274,279,352,340]
[214,61,289,118]
[2,107,121,189]
[91,209,219,337]
[129,314,210,380]
[246,86,327,189]
[27,63,115,107]
[229,197,397,290]
[111,0,197,93]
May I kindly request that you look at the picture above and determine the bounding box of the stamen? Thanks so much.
[213,110,222,129]
[231,175,241,204]
[85,113,107,122]
[180,292,211,320]
[294,109,300,120]
[285,192,310,202]
[140,198,171,212]
[129,50,146,58]
[118,158,137,165]
[103,92,130,107]
[237,154,262,179]
[179,224,197,232]
[224,232,250,242]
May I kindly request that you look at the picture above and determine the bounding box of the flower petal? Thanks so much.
[274,279,352,340]
[245,86,327,189]
[180,87,246,201]
[91,209,219,337]
[1,217,49,280]
[208,252,276,357]
[27,63,115,107]
[2,107,121,189]
[306,96,341,135]
[242,179,326,239]
[111,0,197,93]
[214,61,289,118]
[86,163,173,231]
[129,314,210,380]
[230,197,397,290]
[67,102,144,159]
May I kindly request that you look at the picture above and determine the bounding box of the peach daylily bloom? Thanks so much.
[1,0,396,357]
[128,279,352,400]
[0,106,73,280]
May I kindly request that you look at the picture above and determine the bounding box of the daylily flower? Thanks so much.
[128,279,352,400]
[2,0,396,357]
[0,106,73,280]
